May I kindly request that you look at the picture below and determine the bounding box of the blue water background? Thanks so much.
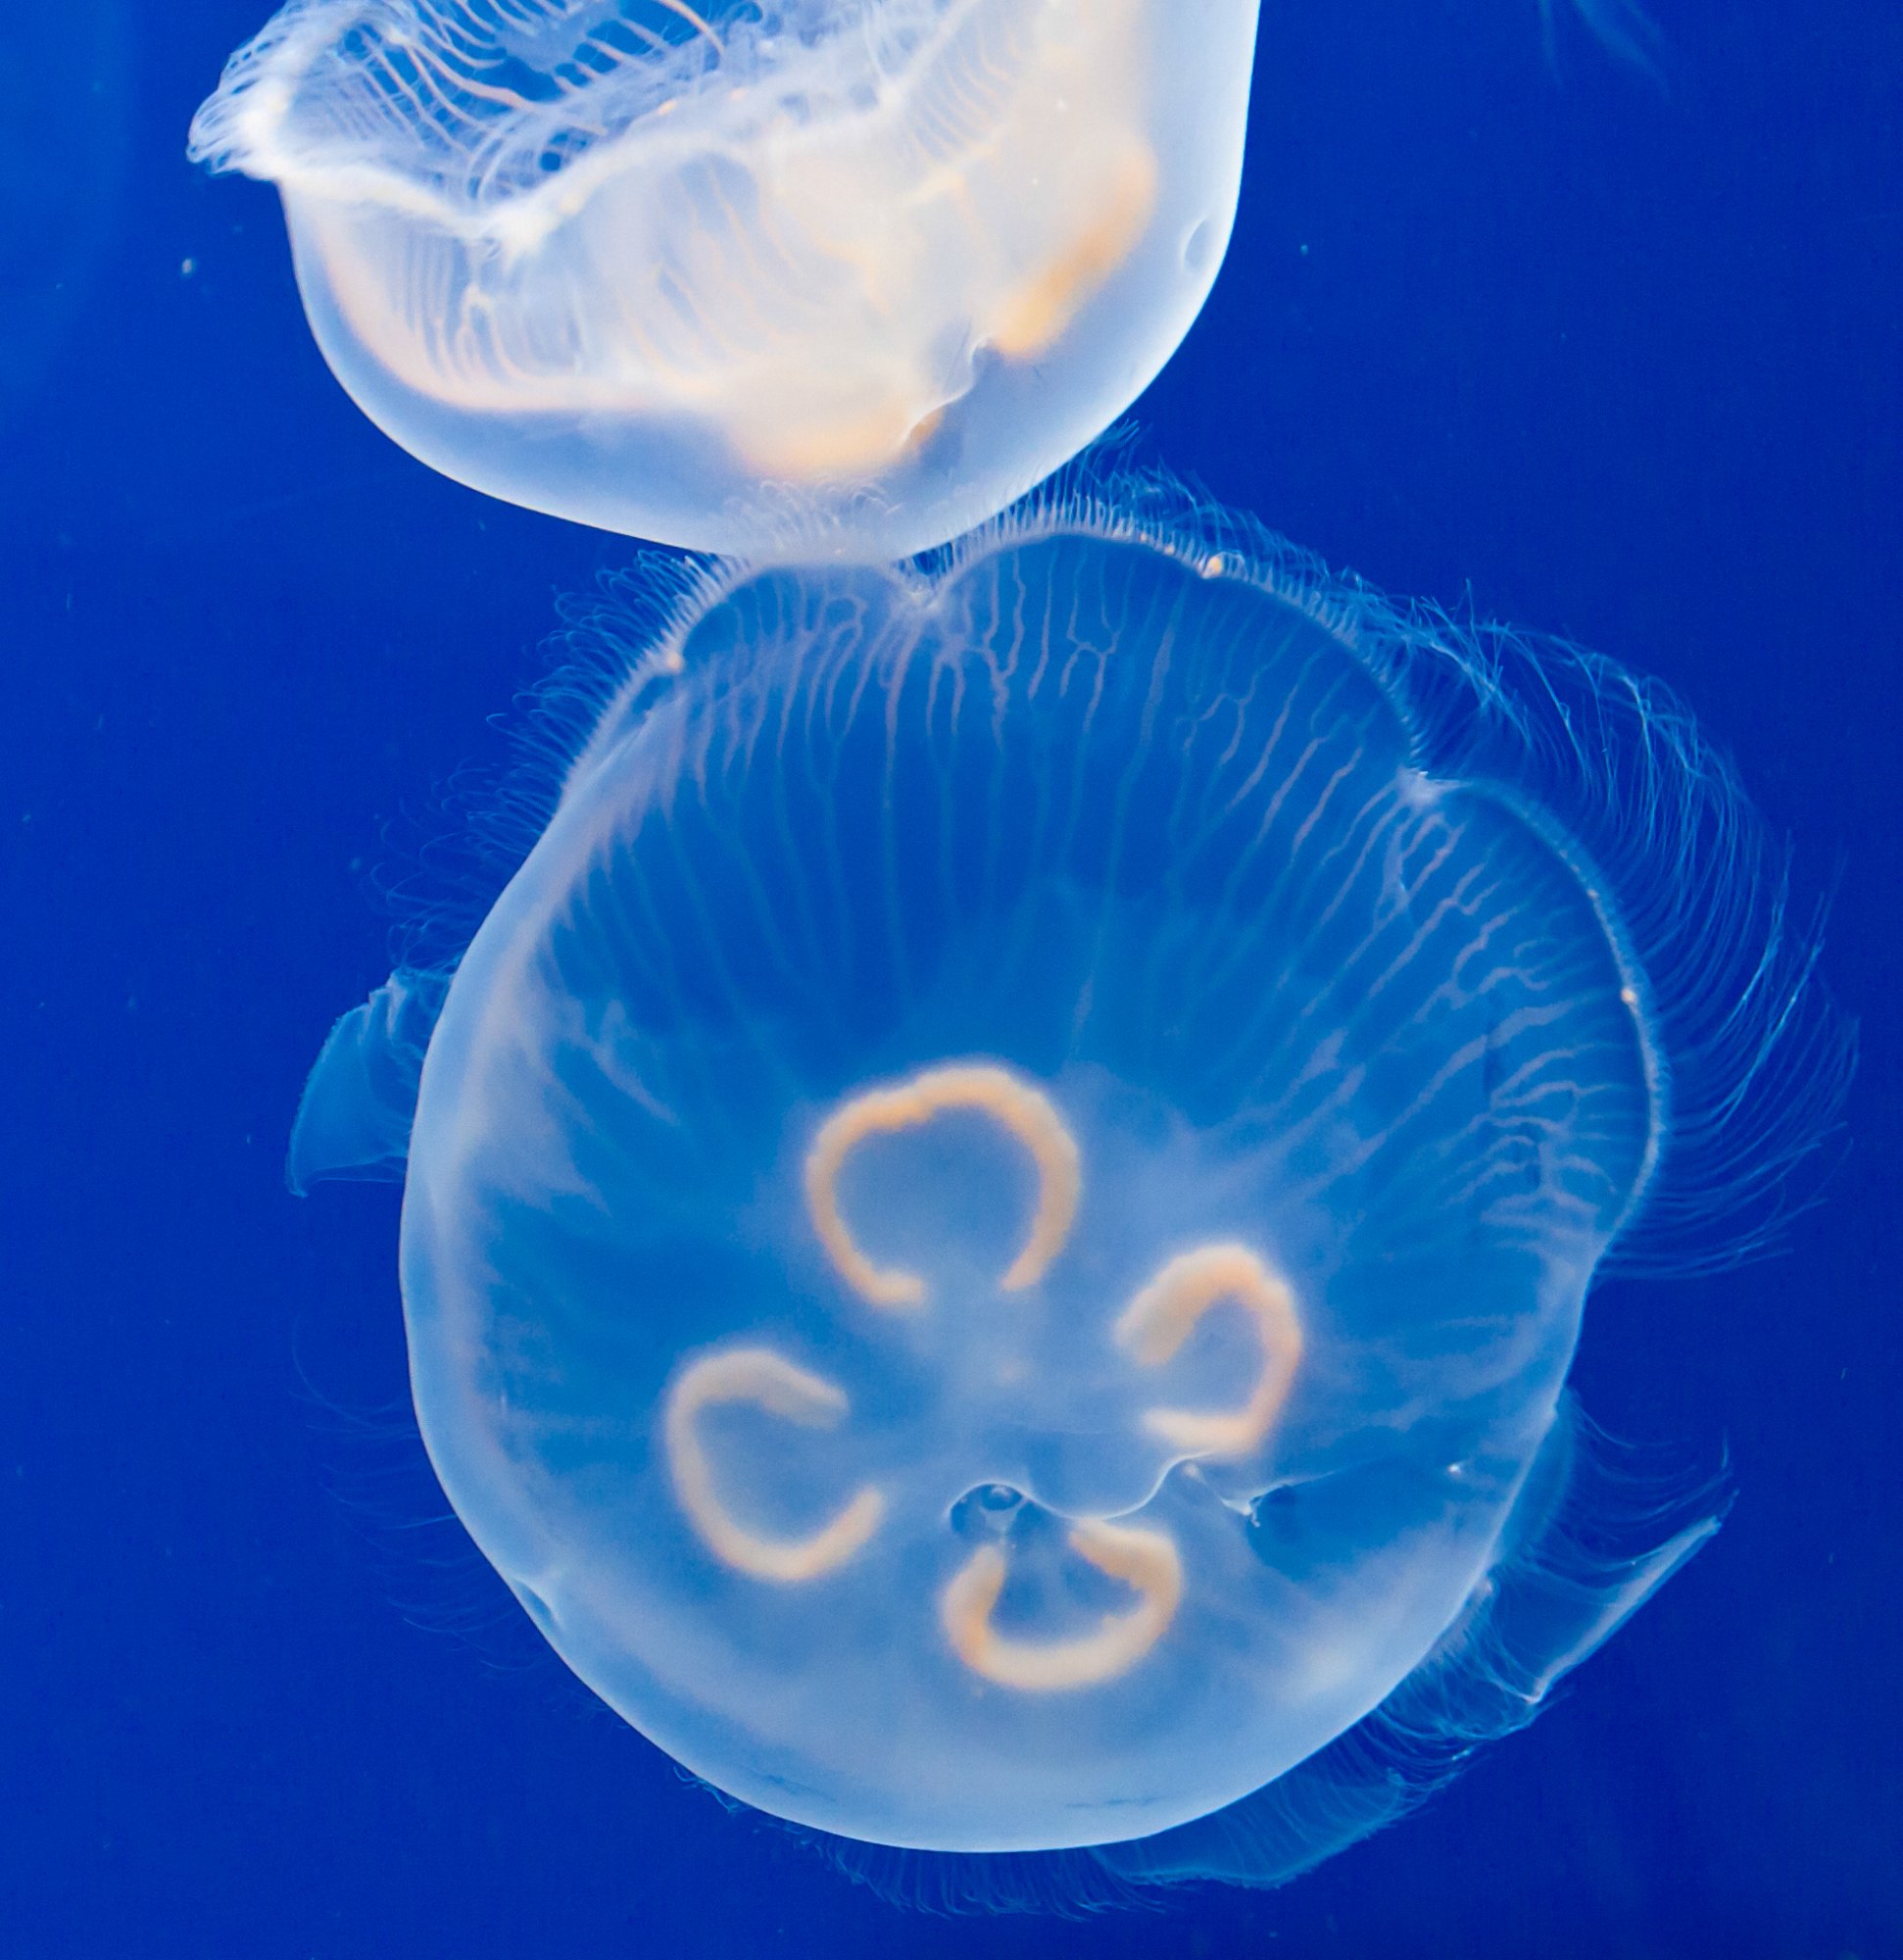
[4,4,1897,1953]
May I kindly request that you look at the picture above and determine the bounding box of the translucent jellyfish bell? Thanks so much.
[187,2,1261,559]
[293,483,1846,1887]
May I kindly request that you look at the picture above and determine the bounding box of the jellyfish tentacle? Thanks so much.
[663,1348,885,1583]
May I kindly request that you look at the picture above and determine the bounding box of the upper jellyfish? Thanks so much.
[188,0,1261,558]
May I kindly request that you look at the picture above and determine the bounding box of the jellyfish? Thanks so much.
[290,477,1846,1894]
[186,0,1259,560]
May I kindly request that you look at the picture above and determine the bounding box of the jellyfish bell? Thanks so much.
[187,0,1259,560]
[292,481,1846,1886]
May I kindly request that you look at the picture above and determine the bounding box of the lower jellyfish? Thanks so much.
[291,477,1847,1895]
[187,0,1260,560]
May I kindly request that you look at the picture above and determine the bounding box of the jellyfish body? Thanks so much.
[188,1,1258,559]
[293,484,1845,1883]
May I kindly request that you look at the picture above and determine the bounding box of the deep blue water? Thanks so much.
[4,3,1897,1954]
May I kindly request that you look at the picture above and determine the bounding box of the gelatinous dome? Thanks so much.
[189,1,1260,558]
[294,482,1847,1876]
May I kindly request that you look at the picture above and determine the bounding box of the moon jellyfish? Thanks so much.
[186,1,1259,560]
[291,480,1846,1893]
